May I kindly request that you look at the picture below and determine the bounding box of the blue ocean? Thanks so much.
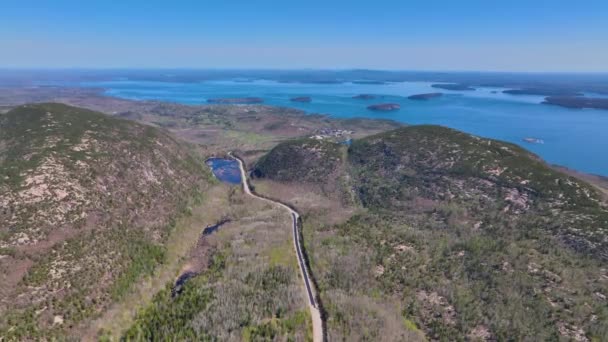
[83,79,608,176]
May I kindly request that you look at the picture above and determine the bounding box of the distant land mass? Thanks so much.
[290,96,312,103]
[367,103,401,111]
[431,83,476,91]
[352,94,377,100]
[543,96,608,110]
[408,92,443,100]
[207,97,264,104]
[503,88,583,97]
[4,69,608,95]
[290,80,343,84]
[352,80,386,85]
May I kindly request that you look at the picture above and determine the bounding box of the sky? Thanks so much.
[1,0,608,72]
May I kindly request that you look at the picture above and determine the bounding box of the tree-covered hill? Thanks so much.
[0,103,212,339]
[253,125,608,340]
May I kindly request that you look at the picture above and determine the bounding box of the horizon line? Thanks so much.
[2,67,608,75]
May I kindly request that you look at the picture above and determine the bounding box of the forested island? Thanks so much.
[408,92,443,100]
[431,83,475,91]
[367,103,401,111]
[353,94,377,99]
[543,96,608,110]
[504,88,582,96]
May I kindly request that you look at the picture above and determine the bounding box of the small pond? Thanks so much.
[202,219,230,236]
[206,158,242,185]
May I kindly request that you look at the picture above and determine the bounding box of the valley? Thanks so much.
[3,2,608,341]
[1,90,607,341]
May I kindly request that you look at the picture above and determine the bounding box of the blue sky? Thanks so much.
[1,0,607,71]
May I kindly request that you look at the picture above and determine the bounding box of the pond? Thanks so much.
[202,219,230,236]
[206,158,242,185]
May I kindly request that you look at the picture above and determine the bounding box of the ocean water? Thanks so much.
[84,80,608,176]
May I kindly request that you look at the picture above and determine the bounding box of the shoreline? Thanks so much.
[0,85,605,178]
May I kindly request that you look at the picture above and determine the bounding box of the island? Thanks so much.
[207,97,264,104]
[522,137,544,144]
[290,96,312,103]
[504,88,582,96]
[353,94,377,100]
[367,103,401,111]
[408,92,443,100]
[353,80,386,85]
[542,96,608,110]
[431,83,475,91]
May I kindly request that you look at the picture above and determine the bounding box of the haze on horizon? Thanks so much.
[2,0,608,72]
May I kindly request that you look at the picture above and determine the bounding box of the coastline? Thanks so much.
[0,84,606,177]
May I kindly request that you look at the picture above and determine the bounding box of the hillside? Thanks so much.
[350,125,608,260]
[253,138,349,199]
[254,138,344,183]
[0,103,211,339]
[251,125,608,341]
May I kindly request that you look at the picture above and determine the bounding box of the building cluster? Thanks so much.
[310,128,353,140]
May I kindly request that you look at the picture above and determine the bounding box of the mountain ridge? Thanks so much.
[0,103,212,339]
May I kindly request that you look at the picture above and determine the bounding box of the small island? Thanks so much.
[408,92,443,100]
[503,88,582,97]
[431,83,475,91]
[290,96,312,103]
[353,80,386,85]
[542,96,608,110]
[367,103,401,111]
[353,94,377,100]
[207,97,264,104]
[522,137,544,144]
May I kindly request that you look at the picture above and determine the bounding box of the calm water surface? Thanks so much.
[86,80,608,176]
[206,158,242,185]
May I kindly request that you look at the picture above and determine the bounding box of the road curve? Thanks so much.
[230,153,324,342]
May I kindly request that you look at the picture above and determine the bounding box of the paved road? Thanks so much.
[231,153,324,342]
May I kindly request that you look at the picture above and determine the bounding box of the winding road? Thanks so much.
[230,153,324,342]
